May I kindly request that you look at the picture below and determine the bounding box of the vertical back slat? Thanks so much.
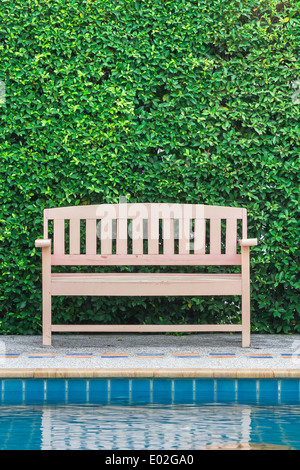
[132,217,143,254]
[163,219,174,255]
[179,218,190,254]
[148,217,159,254]
[116,218,127,255]
[101,217,112,254]
[242,208,247,239]
[194,218,205,254]
[86,219,97,255]
[53,219,65,255]
[43,217,48,239]
[69,219,81,255]
[226,218,237,255]
[210,218,221,255]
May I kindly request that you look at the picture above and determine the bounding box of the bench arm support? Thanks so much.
[238,238,257,247]
[35,239,52,248]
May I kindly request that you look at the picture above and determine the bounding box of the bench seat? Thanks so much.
[51,273,242,296]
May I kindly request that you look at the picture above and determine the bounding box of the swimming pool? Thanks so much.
[0,378,299,450]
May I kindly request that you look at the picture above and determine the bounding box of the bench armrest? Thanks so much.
[238,238,258,247]
[35,239,52,248]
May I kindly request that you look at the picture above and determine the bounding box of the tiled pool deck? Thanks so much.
[0,333,299,378]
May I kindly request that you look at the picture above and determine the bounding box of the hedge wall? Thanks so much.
[0,0,299,335]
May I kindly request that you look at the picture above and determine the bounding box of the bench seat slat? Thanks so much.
[52,324,243,333]
[51,254,241,265]
[51,273,242,278]
[51,273,242,296]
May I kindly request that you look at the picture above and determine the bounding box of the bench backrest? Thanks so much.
[44,203,247,266]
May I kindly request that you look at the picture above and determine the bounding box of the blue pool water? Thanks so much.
[0,403,299,450]
[0,378,299,450]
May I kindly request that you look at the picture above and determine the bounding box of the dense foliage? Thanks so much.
[0,0,299,335]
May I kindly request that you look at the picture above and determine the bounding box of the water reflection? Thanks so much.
[0,403,299,450]
[39,403,298,450]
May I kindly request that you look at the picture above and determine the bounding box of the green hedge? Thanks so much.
[0,0,299,335]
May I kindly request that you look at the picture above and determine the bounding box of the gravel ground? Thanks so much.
[0,333,300,369]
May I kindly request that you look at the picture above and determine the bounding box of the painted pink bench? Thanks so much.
[35,203,257,347]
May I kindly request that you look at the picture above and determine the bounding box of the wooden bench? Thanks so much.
[35,203,257,347]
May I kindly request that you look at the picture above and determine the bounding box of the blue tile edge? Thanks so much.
[0,378,299,404]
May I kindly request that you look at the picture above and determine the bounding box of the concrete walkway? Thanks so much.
[0,333,300,370]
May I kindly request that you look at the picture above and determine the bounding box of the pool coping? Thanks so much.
[0,368,299,378]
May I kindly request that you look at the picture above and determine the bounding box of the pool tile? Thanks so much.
[152,379,172,403]
[173,353,200,358]
[65,353,93,358]
[216,379,236,402]
[217,379,236,392]
[89,379,108,402]
[101,353,128,358]
[209,353,236,358]
[28,352,56,357]
[259,380,279,404]
[137,353,164,358]
[4,380,23,403]
[0,378,298,408]
[281,379,300,392]
[67,380,87,403]
[281,353,300,359]
[237,379,257,403]
[174,380,193,403]
[28,353,56,358]
[46,379,66,402]
[245,353,273,358]
[131,380,151,402]
[280,379,300,403]
[0,354,20,358]
[25,380,44,402]
[110,379,130,400]
[195,379,215,402]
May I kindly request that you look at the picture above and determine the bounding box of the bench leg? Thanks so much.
[242,296,250,348]
[241,280,251,348]
[241,245,251,348]
[42,245,52,346]
[43,292,52,346]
